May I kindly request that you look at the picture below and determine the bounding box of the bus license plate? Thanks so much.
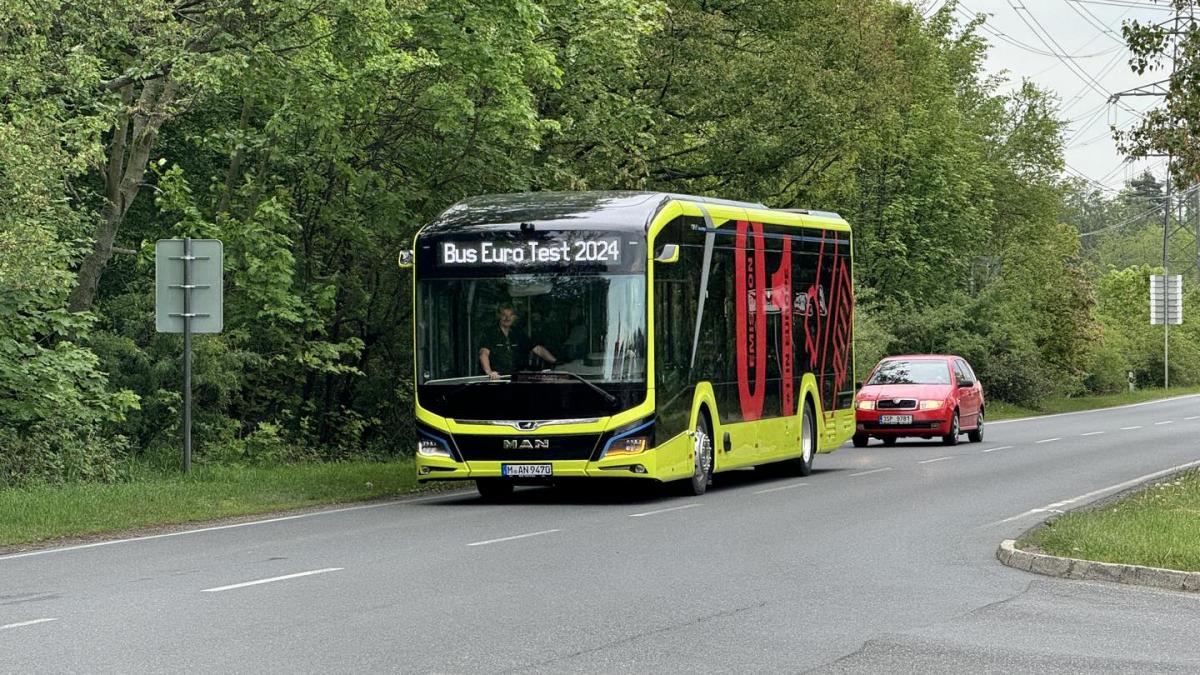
[879,415,913,425]
[502,464,552,478]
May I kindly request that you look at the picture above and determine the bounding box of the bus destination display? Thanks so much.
[439,237,621,266]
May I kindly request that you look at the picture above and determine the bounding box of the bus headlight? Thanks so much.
[605,436,648,457]
[857,400,875,410]
[919,400,944,410]
[417,436,453,458]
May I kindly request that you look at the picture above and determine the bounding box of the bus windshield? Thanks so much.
[416,273,647,419]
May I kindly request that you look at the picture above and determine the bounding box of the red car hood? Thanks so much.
[858,384,953,401]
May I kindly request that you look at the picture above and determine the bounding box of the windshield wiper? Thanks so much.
[527,370,619,409]
[439,375,510,403]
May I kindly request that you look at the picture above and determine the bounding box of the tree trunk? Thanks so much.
[68,78,179,313]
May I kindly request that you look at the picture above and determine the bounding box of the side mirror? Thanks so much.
[855,381,863,390]
[397,250,415,268]
[958,379,974,388]
[654,243,680,264]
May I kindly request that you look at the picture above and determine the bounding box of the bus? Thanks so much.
[403,191,855,499]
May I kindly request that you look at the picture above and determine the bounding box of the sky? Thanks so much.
[926,0,1178,195]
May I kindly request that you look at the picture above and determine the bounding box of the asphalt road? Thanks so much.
[3,395,1200,673]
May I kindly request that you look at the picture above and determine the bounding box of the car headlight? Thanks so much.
[919,400,944,410]
[857,400,875,410]
[417,436,453,458]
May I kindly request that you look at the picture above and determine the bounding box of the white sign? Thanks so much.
[1150,274,1183,326]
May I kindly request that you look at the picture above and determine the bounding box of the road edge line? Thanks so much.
[990,393,1200,426]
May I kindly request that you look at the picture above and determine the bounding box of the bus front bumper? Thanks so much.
[415,454,665,482]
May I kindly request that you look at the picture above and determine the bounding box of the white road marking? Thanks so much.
[918,456,953,465]
[628,504,702,518]
[1121,426,1143,430]
[1155,421,1175,426]
[0,491,466,563]
[0,618,57,631]
[848,467,893,477]
[1187,416,1200,420]
[200,567,343,593]
[981,445,1014,453]
[466,529,561,547]
[990,393,1200,425]
[753,482,809,495]
[1080,431,1105,437]
[1036,438,1062,444]
[988,458,1200,526]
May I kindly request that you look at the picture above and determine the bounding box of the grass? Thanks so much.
[0,459,437,549]
[1020,470,1200,572]
[988,386,1200,421]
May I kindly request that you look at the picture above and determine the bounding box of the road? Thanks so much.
[3,395,1200,673]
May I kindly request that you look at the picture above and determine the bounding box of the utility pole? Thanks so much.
[1109,4,1188,389]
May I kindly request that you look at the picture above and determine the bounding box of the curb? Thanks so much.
[997,539,1200,593]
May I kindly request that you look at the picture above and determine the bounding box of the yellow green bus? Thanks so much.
[404,192,855,499]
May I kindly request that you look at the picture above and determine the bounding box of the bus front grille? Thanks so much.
[452,433,600,462]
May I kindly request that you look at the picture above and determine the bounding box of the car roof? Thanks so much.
[881,354,958,362]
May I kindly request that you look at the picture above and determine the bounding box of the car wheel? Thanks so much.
[942,411,960,446]
[968,409,984,443]
[852,433,869,448]
[882,437,898,447]
[684,415,714,496]
[476,478,514,502]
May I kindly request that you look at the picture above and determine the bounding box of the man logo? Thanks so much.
[503,439,550,450]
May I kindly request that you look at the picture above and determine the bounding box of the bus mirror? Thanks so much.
[397,250,415,268]
[655,243,680,264]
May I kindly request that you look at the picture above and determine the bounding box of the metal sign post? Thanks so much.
[1150,273,1183,390]
[156,239,223,473]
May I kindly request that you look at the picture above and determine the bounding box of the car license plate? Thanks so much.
[502,464,552,478]
[879,415,913,425]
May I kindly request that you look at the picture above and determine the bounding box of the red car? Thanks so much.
[853,355,984,447]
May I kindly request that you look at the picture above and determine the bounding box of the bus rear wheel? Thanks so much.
[476,478,514,502]
[782,402,816,476]
[684,416,714,496]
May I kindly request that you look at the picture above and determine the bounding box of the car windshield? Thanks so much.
[867,360,951,385]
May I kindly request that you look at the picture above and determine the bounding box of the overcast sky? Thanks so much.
[926,0,1176,195]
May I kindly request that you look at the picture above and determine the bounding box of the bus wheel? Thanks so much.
[476,479,514,502]
[782,402,817,476]
[685,416,714,496]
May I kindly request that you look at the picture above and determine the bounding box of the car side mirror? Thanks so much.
[958,379,974,388]
[855,381,863,390]
[654,243,680,264]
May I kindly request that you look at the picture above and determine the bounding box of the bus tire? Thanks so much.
[782,401,817,476]
[476,478,514,501]
[684,415,714,496]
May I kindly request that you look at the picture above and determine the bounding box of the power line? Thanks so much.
[1078,183,1200,238]
[955,4,1124,59]
[1065,0,1127,44]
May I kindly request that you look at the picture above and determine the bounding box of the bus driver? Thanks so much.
[479,304,557,379]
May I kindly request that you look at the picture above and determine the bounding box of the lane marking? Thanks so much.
[990,393,1200,425]
[989,458,1200,526]
[1080,431,1105,437]
[201,567,343,593]
[0,491,467,563]
[1036,438,1062,444]
[628,504,702,518]
[981,445,1014,453]
[753,482,808,495]
[848,467,893,477]
[0,618,58,631]
[1187,416,1199,420]
[1155,421,1175,426]
[467,529,561,546]
[1120,426,1143,430]
[918,456,953,465]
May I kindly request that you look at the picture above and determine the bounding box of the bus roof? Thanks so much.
[423,191,847,235]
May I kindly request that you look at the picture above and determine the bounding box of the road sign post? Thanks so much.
[156,238,223,473]
[1150,273,1183,390]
